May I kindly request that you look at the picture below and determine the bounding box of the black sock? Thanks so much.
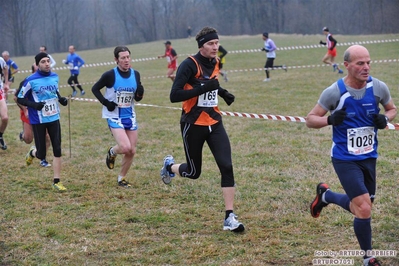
[225,210,233,220]
[166,164,173,172]
[53,178,60,184]
[0,132,3,137]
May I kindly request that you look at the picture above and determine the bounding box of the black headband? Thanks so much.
[197,32,219,48]
[35,52,49,66]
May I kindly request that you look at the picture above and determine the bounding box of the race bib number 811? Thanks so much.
[347,126,375,155]
[42,98,59,117]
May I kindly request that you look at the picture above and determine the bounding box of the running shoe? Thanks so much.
[333,63,337,72]
[310,182,329,218]
[19,131,24,142]
[53,182,67,191]
[0,137,7,150]
[160,155,175,184]
[338,69,343,74]
[365,257,381,266]
[263,78,270,82]
[72,90,77,97]
[106,147,117,169]
[223,213,245,232]
[26,146,35,166]
[118,178,132,188]
[81,90,86,96]
[283,64,288,72]
[40,159,52,167]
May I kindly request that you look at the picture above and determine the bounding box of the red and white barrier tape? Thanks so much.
[69,97,398,130]
[17,38,399,73]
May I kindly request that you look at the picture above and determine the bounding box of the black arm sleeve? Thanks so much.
[134,70,144,101]
[91,70,115,104]
[218,46,228,59]
[17,97,38,108]
[328,36,337,49]
[170,58,204,103]
[320,41,326,45]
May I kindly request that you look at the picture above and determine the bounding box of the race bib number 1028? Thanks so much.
[347,126,375,155]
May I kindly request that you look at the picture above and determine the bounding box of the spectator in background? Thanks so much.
[158,41,178,82]
[62,45,85,97]
[187,26,192,39]
[320,27,343,74]
[40,46,56,68]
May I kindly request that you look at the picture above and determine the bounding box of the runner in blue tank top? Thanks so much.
[306,45,397,266]
[92,46,144,188]
[17,52,69,191]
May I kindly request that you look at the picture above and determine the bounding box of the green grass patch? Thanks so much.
[1,33,399,265]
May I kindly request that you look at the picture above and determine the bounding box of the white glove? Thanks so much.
[62,59,67,64]
[73,66,79,70]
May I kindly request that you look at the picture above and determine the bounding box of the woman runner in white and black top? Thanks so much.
[92,46,144,188]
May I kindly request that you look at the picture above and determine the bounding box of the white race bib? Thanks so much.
[68,63,74,70]
[116,91,133,108]
[42,98,59,117]
[198,90,218,107]
[347,126,375,155]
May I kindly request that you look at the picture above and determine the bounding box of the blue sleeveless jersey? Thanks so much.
[331,77,379,160]
[102,67,137,119]
[17,72,60,124]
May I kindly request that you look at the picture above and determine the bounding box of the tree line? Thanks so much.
[1,0,398,57]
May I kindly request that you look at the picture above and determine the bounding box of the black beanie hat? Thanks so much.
[35,52,49,66]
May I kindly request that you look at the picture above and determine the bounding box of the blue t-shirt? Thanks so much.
[65,53,85,75]
[18,71,60,124]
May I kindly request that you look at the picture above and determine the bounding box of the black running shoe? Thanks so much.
[106,147,117,169]
[310,182,329,218]
[118,179,131,188]
[0,137,7,150]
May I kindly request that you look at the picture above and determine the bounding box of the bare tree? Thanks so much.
[1,0,35,55]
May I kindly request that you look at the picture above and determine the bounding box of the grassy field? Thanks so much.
[1,33,399,265]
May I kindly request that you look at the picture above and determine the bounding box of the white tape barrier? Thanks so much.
[17,38,399,74]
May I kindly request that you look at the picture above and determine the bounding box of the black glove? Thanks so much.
[327,107,347,126]
[319,40,323,45]
[221,91,235,106]
[373,114,388,129]
[200,79,219,94]
[102,99,118,111]
[261,47,266,51]
[34,102,46,111]
[58,97,68,106]
[135,85,144,102]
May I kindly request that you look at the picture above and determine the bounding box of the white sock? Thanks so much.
[322,189,330,204]
[117,175,124,182]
